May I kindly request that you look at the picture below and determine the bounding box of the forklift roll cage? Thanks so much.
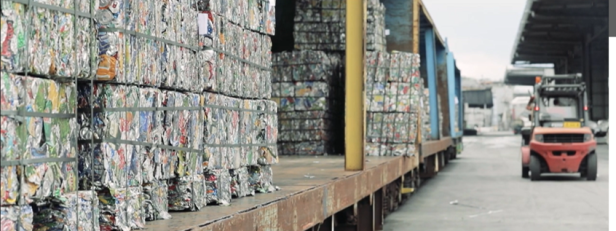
[530,74,590,127]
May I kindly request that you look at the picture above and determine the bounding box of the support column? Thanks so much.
[446,40,457,138]
[357,197,374,231]
[375,189,384,230]
[425,28,439,140]
[345,0,366,171]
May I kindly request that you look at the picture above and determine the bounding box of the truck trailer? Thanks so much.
[0,0,463,230]
[147,0,464,230]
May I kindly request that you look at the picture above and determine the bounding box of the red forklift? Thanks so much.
[520,74,597,181]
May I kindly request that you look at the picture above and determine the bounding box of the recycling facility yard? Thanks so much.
[383,133,610,231]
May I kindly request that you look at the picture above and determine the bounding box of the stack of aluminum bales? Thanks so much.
[72,0,276,225]
[365,51,423,156]
[75,0,203,227]
[2,0,279,229]
[271,51,345,155]
[196,0,278,204]
[293,0,386,52]
[1,1,99,230]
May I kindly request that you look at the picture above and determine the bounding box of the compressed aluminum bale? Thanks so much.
[142,180,171,221]
[21,161,78,204]
[32,191,100,231]
[230,167,253,198]
[76,191,101,231]
[278,141,334,156]
[0,3,26,72]
[162,91,199,148]
[140,146,156,184]
[239,100,258,167]
[365,143,416,157]
[0,205,33,231]
[23,75,76,113]
[76,16,96,79]
[4,76,78,204]
[264,0,276,35]
[1,74,24,165]
[365,51,389,82]
[25,6,71,76]
[0,72,23,111]
[95,0,125,82]
[202,93,241,169]
[154,149,178,181]
[258,100,278,165]
[78,142,142,190]
[140,147,178,183]
[271,51,344,156]
[199,50,217,92]
[95,30,124,81]
[272,51,343,83]
[421,86,431,141]
[174,151,204,178]
[364,51,424,156]
[122,35,141,84]
[293,0,385,51]
[204,28,272,98]
[168,175,207,211]
[203,169,231,206]
[247,165,274,193]
[199,33,272,98]
[196,5,216,48]
[1,166,19,206]
[367,82,412,112]
[137,88,165,144]
[1,2,93,76]
[97,187,145,231]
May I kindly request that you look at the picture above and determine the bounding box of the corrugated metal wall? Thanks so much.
[588,33,609,121]
[382,0,414,52]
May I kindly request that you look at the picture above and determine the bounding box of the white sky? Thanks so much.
[421,0,527,80]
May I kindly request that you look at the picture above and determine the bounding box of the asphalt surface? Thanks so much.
[383,134,609,231]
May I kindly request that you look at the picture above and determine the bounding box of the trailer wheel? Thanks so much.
[586,153,597,181]
[529,155,541,181]
[522,166,529,178]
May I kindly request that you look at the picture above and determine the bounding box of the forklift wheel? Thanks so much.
[529,155,541,181]
[586,153,597,181]
[522,166,529,178]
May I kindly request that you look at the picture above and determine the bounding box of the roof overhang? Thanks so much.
[510,0,608,66]
[418,0,446,49]
[504,66,554,86]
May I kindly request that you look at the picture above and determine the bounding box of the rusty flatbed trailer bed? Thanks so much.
[145,138,453,231]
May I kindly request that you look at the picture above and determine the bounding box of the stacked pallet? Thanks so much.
[272,51,344,155]
[2,0,278,230]
[364,51,425,156]
[293,0,387,52]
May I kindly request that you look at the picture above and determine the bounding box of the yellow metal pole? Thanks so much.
[345,0,366,171]
[412,0,420,53]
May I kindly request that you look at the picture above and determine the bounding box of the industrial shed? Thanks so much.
[506,0,608,121]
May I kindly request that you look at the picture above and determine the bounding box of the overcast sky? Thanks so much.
[421,0,527,80]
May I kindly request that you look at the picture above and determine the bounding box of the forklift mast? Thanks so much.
[530,74,590,127]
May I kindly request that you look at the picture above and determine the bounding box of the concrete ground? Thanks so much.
[383,134,609,231]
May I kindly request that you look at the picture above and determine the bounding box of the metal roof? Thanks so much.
[510,0,608,65]
[504,66,554,85]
